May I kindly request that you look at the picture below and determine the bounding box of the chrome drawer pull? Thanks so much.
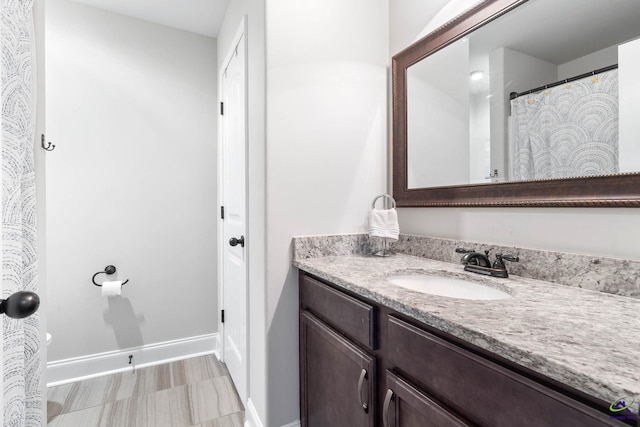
[383,388,394,427]
[357,368,369,413]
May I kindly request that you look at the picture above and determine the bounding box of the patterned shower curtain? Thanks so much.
[510,69,619,181]
[1,0,42,426]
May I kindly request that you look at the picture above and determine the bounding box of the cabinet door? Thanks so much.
[382,371,471,427]
[300,311,376,427]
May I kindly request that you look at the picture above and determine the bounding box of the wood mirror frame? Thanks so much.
[392,0,640,207]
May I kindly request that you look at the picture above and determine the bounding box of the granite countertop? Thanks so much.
[293,253,640,412]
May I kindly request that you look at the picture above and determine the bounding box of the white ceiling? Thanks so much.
[470,0,640,66]
[72,0,230,38]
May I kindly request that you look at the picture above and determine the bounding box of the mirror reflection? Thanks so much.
[407,0,640,189]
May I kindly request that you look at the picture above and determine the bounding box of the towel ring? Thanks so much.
[372,193,396,209]
[370,193,397,258]
[92,265,129,287]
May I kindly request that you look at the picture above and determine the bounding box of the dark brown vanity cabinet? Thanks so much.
[300,275,377,427]
[300,271,630,427]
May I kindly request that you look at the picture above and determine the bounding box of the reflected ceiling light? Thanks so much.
[470,70,484,81]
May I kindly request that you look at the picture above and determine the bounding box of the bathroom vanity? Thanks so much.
[295,248,640,427]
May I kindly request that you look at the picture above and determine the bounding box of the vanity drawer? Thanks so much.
[383,370,470,427]
[388,316,618,427]
[300,273,375,350]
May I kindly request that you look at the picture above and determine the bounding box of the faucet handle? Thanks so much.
[496,254,519,262]
[493,253,519,270]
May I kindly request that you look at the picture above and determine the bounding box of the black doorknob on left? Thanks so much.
[0,291,40,319]
[229,236,245,248]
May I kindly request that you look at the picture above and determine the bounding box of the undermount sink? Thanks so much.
[387,274,511,300]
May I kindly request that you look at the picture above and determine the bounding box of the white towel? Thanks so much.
[368,208,399,241]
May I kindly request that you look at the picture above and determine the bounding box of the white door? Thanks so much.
[220,26,248,404]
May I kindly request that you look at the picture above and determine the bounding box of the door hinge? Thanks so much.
[221,310,225,323]
[221,206,225,219]
[220,102,224,115]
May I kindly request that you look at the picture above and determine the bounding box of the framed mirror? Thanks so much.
[392,0,640,207]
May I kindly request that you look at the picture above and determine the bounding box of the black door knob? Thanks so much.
[0,291,40,319]
[229,236,245,248]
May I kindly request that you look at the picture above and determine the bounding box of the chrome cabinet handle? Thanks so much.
[229,236,245,247]
[383,388,394,427]
[0,291,40,319]
[357,368,369,413]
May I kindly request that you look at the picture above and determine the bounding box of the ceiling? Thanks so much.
[470,0,640,66]
[72,0,230,38]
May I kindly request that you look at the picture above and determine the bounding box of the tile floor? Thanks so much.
[47,354,244,427]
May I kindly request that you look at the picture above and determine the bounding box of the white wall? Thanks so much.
[391,1,640,261]
[469,92,490,183]
[266,0,389,424]
[558,45,618,81]
[407,38,469,188]
[389,0,450,56]
[618,38,640,174]
[390,0,482,56]
[46,0,218,361]
[217,0,268,423]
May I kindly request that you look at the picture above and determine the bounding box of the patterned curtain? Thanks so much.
[510,69,619,181]
[1,0,42,426]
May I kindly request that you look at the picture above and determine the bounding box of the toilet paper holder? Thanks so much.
[92,265,129,287]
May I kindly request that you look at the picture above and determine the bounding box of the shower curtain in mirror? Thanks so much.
[1,0,42,425]
[510,69,619,181]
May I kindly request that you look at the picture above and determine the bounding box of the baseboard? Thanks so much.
[47,333,219,387]
[244,398,264,427]
[243,399,298,427]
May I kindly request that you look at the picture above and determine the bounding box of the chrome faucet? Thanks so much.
[455,248,519,278]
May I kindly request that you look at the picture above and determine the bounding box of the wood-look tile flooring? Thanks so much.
[47,354,244,427]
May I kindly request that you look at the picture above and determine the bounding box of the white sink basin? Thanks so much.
[387,274,511,300]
